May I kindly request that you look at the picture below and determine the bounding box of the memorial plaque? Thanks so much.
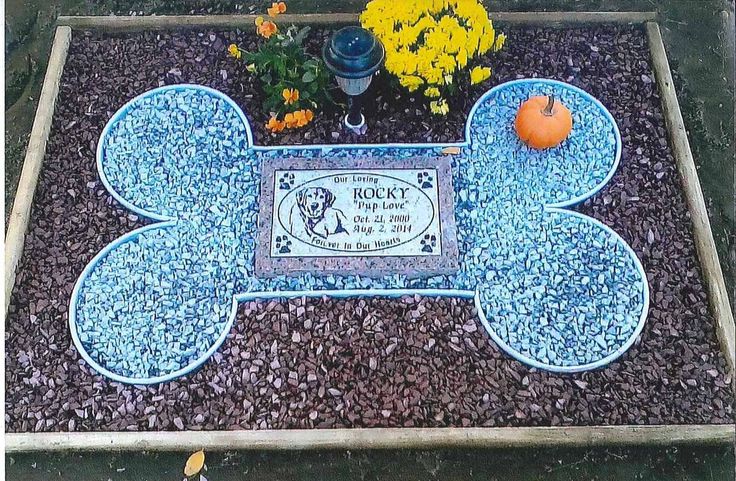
[256,157,459,278]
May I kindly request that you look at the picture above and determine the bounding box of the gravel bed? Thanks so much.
[5,25,733,431]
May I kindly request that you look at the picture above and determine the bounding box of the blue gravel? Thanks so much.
[73,81,647,382]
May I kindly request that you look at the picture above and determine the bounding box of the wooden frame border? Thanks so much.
[5,425,734,453]
[4,26,71,314]
[4,13,734,452]
[55,11,657,30]
[646,22,736,372]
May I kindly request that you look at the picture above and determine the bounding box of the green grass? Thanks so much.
[5,445,736,481]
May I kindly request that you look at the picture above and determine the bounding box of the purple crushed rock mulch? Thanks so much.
[5,25,733,432]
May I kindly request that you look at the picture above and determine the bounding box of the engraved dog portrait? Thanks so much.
[288,187,348,239]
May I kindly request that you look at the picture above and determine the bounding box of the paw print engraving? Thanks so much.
[279,172,295,190]
[420,233,437,253]
[71,80,647,385]
[274,235,292,254]
[417,171,433,189]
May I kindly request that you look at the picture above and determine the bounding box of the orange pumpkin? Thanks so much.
[514,95,573,149]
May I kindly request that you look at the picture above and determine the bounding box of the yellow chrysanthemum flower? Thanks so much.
[448,27,467,54]
[361,0,502,108]
[429,98,449,115]
[493,32,506,52]
[465,29,480,55]
[436,54,456,74]
[428,0,445,13]
[478,28,495,54]
[413,15,436,32]
[397,26,417,47]
[424,67,444,85]
[470,66,491,85]
[425,29,448,52]
[402,52,419,75]
[438,14,460,33]
[456,48,468,68]
[424,87,441,98]
[399,75,424,91]
[384,55,402,75]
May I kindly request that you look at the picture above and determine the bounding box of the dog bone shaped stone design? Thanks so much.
[71,80,648,384]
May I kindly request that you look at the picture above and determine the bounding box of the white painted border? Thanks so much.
[74,79,647,383]
[97,79,622,219]
[68,221,240,385]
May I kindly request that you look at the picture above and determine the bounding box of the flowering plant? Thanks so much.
[228,2,332,132]
[360,0,505,115]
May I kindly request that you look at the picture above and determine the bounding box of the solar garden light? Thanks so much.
[322,26,385,135]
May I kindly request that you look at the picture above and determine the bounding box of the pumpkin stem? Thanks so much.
[543,95,555,116]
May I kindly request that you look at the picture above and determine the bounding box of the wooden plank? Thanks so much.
[646,22,736,374]
[5,425,734,453]
[4,26,71,314]
[55,11,657,31]
[490,11,657,24]
[56,13,357,30]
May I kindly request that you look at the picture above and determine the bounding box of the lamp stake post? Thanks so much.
[346,95,363,129]
[322,26,385,135]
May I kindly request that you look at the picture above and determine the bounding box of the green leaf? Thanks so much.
[264,96,280,112]
[275,58,287,77]
[244,27,337,116]
[303,59,319,70]
[293,26,311,46]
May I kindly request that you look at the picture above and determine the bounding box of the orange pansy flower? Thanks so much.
[293,109,313,127]
[257,20,278,38]
[283,109,314,129]
[284,112,297,128]
[267,2,287,17]
[293,110,306,127]
[266,116,286,132]
[282,88,299,105]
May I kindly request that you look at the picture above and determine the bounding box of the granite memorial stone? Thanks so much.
[256,157,459,277]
